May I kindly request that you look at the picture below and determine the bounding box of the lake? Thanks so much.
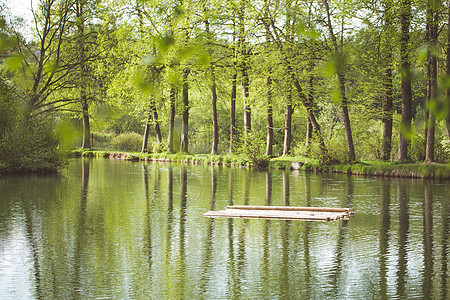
[0,158,448,299]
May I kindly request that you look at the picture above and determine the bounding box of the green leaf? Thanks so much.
[4,54,24,70]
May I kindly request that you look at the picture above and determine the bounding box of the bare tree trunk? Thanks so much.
[77,0,90,149]
[304,61,315,156]
[425,0,438,162]
[304,117,313,156]
[81,93,91,149]
[398,0,413,162]
[283,92,293,155]
[180,70,190,152]
[204,4,219,154]
[447,1,450,138]
[230,71,237,152]
[382,0,394,161]
[266,76,274,156]
[239,0,251,140]
[142,112,151,153]
[167,88,176,153]
[264,0,273,156]
[322,0,355,162]
[152,100,162,144]
[142,97,162,153]
[242,64,251,138]
[211,67,219,154]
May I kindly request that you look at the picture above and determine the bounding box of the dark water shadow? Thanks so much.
[379,178,391,300]
[422,180,433,298]
[396,179,409,298]
[200,167,217,296]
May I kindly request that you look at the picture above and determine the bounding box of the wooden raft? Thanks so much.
[203,205,354,221]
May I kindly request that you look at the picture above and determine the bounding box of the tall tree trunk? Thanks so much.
[230,70,237,152]
[446,1,450,138]
[211,67,219,154]
[304,61,315,156]
[180,70,190,152]
[230,15,238,153]
[204,3,219,154]
[142,111,151,153]
[142,98,162,153]
[242,61,251,138]
[266,76,274,156]
[283,92,293,155]
[152,100,162,144]
[398,0,413,162]
[304,117,313,156]
[81,93,91,149]
[239,0,251,140]
[381,0,394,161]
[323,0,355,162]
[264,0,273,156]
[167,87,176,153]
[425,0,439,162]
[77,0,90,149]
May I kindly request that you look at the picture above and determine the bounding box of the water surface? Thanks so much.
[0,159,448,299]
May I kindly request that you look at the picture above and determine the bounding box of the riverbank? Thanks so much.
[72,149,450,179]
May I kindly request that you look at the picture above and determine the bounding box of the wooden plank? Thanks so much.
[227,205,350,213]
[204,206,353,222]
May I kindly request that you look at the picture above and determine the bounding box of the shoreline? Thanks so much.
[71,149,450,180]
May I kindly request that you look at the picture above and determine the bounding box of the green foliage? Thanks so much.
[0,71,66,173]
[0,115,66,173]
[151,141,166,153]
[91,132,114,149]
[111,132,144,152]
[236,131,269,168]
[2,0,450,169]
[409,131,450,163]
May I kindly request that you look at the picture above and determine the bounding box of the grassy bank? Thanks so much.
[72,149,450,179]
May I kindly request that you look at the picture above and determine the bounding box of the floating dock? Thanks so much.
[203,205,354,222]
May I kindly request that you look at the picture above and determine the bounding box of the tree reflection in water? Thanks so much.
[0,160,449,299]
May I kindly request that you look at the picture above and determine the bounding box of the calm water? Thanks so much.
[0,159,448,299]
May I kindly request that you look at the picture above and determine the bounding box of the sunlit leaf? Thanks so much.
[399,124,414,141]
[197,52,210,66]
[416,45,428,64]
[4,54,24,70]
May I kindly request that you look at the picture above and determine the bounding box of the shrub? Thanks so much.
[111,132,143,152]
[91,132,114,149]
[151,141,166,153]
[0,75,65,173]
[0,115,66,173]
[237,131,269,168]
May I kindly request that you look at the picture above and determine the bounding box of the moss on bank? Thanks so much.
[71,149,450,179]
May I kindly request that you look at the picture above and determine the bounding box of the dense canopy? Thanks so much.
[1,0,450,172]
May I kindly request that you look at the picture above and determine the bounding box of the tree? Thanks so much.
[322,0,356,162]
[239,0,251,140]
[446,0,450,138]
[75,0,91,149]
[425,0,441,162]
[263,0,273,156]
[398,0,413,162]
[203,0,219,154]
[167,87,176,152]
[262,1,328,159]
[19,0,76,114]
[229,7,238,153]
[381,0,394,161]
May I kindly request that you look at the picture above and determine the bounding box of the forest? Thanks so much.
[1,0,450,173]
